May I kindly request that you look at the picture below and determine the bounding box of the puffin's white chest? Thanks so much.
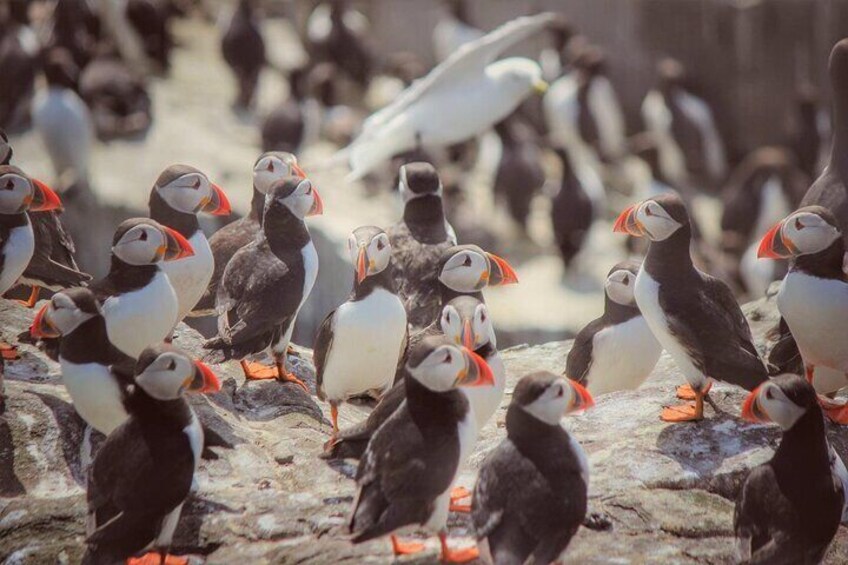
[102,270,178,358]
[161,230,214,322]
[184,408,204,470]
[300,240,319,308]
[0,221,34,294]
[568,431,590,488]
[586,315,662,396]
[635,269,708,388]
[778,272,848,372]
[461,352,506,432]
[60,360,128,435]
[319,288,407,401]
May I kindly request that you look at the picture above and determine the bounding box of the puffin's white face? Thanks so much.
[408,344,494,393]
[440,303,494,350]
[439,249,489,292]
[605,269,636,306]
[347,231,391,282]
[253,154,303,195]
[0,172,34,214]
[277,178,323,220]
[487,57,548,99]
[521,377,593,425]
[37,292,96,336]
[112,224,168,265]
[156,172,212,214]
[743,382,805,431]
[633,200,683,241]
[778,211,840,256]
[135,351,199,401]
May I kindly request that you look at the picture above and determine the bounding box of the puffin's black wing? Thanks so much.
[661,272,768,390]
[350,404,458,543]
[85,419,193,557]
[323,381,406,460]
[766,318,803,376]
[565,318,602,384]
[313,308,337,400]
[24,211,91,289]
[194,217,257,315]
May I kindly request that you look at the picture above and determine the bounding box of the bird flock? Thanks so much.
[2,1,848,564]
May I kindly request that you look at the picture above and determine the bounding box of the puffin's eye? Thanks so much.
[794,218,804,231]
[191,177,201,190]
[556,386,564,398]
[480,312,487,322]
[444,312,451,323]
[304,183,312,195]
[645,206,654,217]
[266,161,274,172]
[167,359,176,371]
[765,388,774,400]
[462,255,472,267]
[622,274,630,285]
[139,230,148,242]
[376,239,385,251]
[3,179,13,190]
[443,352,452,364]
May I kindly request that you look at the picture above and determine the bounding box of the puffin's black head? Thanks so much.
[440,295,494,351]
[0,128,11,165]
[757,205,842,260]
[829,38,848,96]
[0,165,62,215]
[572,44,606,77]
[511,372,594,425]
[656,57,685,90]
[399,162,442,200]
[347,225,391,283]
[438,244,519,292]
[30,287,101,339]
[445,0,471,23]
[266,176,323,221]
[111,218,194,265]
[548,15,574,52]
[152,164,230,217]
[43,48,79,89]
[135,343,221,400]
[742,374,818,431]
[629,131,663,177]
[604,259,641,307]
[253,152,305,195]
[613,192,690,242]
[405,335,494,393]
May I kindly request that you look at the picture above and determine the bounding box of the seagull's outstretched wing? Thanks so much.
[357,12,556,140]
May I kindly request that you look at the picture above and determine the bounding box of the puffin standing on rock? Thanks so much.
[204,176,322,389]
[90,218,194,358]
[613,193,768,421]
[349,336,494,563]
[736,375,845,564]
[566,260,662,397]
[147,164,231,325]
[193,152,306,317]
[81,345,221,565]
[315,226,407,435]
[472,371,594,565]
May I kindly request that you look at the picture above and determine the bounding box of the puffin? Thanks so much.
[613,192,769,422]
[90,218,194,358]
[736,374,845,564]
[472,371,594,564]
[125,0,173,71]
[221,0,265,109]
[147,164,231,324]
[81,344,221,565]
[551,145,595,270]
[492,115,545,232]
[0,165,63,358]
[641,58,727,189]
[790,84,829,180]
[315,226,407,435]
[0,8,38,130]
[434,244,519,318]
[203,176,322,389]
[757,206,848,416]
[349,335,494,563]
[566,260,662,396]
[260,67,308,154]
[192,152,305,317]
[305,0,373,87]
[387,161,457,328]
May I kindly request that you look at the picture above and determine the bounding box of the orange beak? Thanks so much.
[567,379,595,413]
[613,204,646,237]
[486,252,519,286]
[741,385,769,423]
[30,303,60,339]
[201,183,232,216]
[757,221,795,259]
[292,163,308,179]
[457,347,495,388]
[356,247,368,283]
[30,179,63,212]
[189,360,222,393]
[163,227,195,261]
[308,186,324,217]
[462,320,475,350]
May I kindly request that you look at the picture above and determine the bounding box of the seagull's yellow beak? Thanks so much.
[533,79,549,95]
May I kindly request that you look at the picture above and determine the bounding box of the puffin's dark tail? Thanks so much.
[201,338,231,365]
[766,317,803,376]
[321,434,369,460]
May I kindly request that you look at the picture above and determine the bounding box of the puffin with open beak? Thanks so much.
[350,336,494,563]
[147,165,231,326]
[82,344,220,565]
[757,206,848,421]
[0,165,64,359]
[613,193,768,422]
[315,226,407,435]
[89,218,194,358]
[736,375,846,564]
[472,372,593,565]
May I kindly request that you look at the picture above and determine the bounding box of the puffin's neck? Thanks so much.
[772,407,831,479]
[351,267,396,301]
[603,297,640,325]
[403,195,448,242]
[792,239,846,280]
[830,93,848,179]
[643,226,697,281]
[249,188,265,223]
[404,374,467,433]
[128,390,194,438]
[149,191,200,238]
[107,256,159,292]
[440,285,484,306]
[263,205,310,255]
[0,212,29,230]
[506,405,573,486]
[60,316,119,365]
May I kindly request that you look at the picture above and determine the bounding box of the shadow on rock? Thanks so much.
[31,391,87,486]
[0,416,26,497]
[234,379,325,423]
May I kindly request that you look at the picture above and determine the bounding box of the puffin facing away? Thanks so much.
[736,375,845,564]
[349,336,494,563]
[204,176,322,389]
[315,226,407,434]
[757,206,848,418]
[90,218,194,358]
[148,164,231,324]
[221,0,266,109]
[82,345,220,565]
[472,372,593,565]
[567,260,662,397]
[193,152,305,317]
[614,192,768,422]
[551,145,595,270]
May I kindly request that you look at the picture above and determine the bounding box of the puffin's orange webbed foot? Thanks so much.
[15,286,39,309]
[661,402,703,422]
[240,360,279,380]
[676,380,712,400]
[449,486,472,513]
[0,342,19,361]
[439,533,479,563]
[391,535,425,555]
[127,552,188,565]
[278,368,309,394]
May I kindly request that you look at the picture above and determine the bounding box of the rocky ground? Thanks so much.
[2,283,848,564]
